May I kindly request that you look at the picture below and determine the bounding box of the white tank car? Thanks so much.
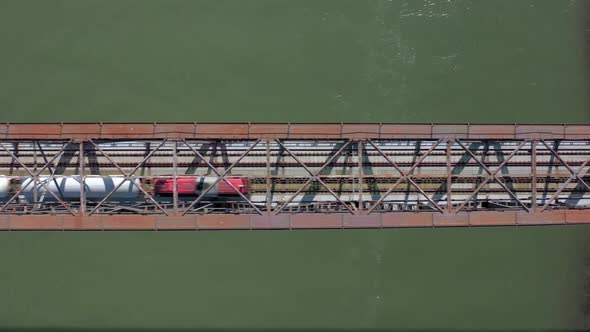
[18,176,142,202]
[0,176,10,199]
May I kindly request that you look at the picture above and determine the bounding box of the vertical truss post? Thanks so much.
[9,142,18,175]
[33,140,38,205]
[446,138,452,213]
[79,141,85,216]
[531,140,537,212]
[266,140,271,214]
[358,140,364,213]
[173,140,178,215]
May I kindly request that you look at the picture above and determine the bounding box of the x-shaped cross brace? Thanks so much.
[88,139,169,216]
[455,139,529,212]
[540,140,590,211]
[274,139,354,215]
[181,139,261,216]
[455,140,528,212]
[366,139,444,214]
[0,140,75,214]
[180,139,262,215]
[36,141,67,200]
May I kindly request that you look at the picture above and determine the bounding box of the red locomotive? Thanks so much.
[153,176,249,196]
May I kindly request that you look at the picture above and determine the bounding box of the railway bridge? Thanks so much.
[0,122,589,230]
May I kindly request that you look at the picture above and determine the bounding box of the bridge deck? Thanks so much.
[1,123,589,230]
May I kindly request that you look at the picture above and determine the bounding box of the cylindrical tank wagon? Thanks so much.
[0,175,250,203]
[0,176,11,199]
[18,176,142,202]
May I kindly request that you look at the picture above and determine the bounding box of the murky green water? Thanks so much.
[0,0,589,330]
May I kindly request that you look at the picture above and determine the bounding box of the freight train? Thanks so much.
[0,175,249,202]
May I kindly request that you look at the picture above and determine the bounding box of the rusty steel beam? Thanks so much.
[532,140,537,211]
[266,139,271,213]
[79,141,85,216]
[173,140,178,214]
[0,123,587,140]
[446,139,452,212]
[33,141,38,205]
[358,140,364,213]
[1,209,589,230]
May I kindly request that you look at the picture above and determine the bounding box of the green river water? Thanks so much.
[0,0,589,330]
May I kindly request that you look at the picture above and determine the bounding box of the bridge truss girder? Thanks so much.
[0,137,588,220]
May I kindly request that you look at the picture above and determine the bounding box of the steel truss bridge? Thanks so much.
[1,122,590,230]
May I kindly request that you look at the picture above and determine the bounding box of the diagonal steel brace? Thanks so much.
[88,139,169,215]
[180,139,262,215]
[367,139,444,213]
[181,140,261,216]
[456,139,529,212]
[366,139,444,214]
[541,140,590,191]
[274,139,354,214]
[454,140,528,212]
[0,140,75,214]
[540,140,590,211]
